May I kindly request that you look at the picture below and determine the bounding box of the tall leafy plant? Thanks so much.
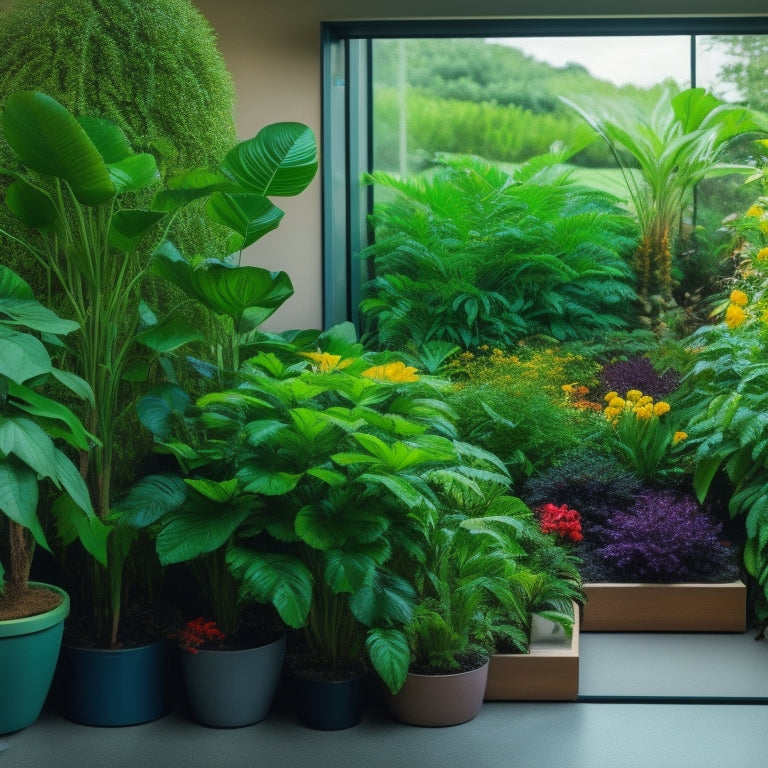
[563,87,765,302]
[0,90,317,646]
[0,266,98,609]
[360,153,638,351]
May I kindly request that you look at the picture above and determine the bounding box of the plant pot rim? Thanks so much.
[62,637,170,653]
[0,582,70,637]
[180,632,286,657]
[405,660,490,680]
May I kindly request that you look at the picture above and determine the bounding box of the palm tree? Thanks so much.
[563,88,766,303]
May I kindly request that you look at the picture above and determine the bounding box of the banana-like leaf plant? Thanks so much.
[563,87,767,302]
[0,90,317,646]
[0,266,100,611]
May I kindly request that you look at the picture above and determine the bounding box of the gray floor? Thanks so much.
[579,630,768,701]
[3,633,768,768]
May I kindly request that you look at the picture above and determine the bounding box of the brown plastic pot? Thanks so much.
[385,661,489,727]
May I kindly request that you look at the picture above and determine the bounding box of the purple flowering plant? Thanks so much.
[593,489,738,583]
[598,356,680,400]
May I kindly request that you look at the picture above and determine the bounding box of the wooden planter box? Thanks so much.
[484,606,579,701]
[580,581,747,632]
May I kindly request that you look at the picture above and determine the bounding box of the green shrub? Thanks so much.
[361,153,639,351]
[446,346,604,487]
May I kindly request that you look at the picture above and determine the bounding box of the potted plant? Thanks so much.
[0,266,98,734]
[385,472,541,727]
[127,324,477,729]
[0,89,318,724]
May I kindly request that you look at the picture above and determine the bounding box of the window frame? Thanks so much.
[321,16,768,329]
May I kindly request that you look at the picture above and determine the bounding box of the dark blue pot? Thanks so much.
[56,639,173,726]
[293,673,365,730]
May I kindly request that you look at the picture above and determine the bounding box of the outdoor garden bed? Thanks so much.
[484,606,580,701]
[580,581,747,632]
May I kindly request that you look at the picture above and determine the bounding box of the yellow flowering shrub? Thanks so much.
[602,387,684,481]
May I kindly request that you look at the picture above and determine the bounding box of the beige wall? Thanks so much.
[193,0,768,330]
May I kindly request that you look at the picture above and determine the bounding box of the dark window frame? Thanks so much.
[321,16,768,329]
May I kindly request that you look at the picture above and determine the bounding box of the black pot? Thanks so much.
[293,672,366,730]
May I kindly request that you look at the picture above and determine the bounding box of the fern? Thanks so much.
[361,153,639,351]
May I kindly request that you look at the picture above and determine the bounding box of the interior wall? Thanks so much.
[193,0,768,330]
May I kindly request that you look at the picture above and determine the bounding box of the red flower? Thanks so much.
[174,617,226,654]
[537,503,583,543]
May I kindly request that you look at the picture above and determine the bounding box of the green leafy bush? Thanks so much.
[676,199,768,623]
[361,153,639,351]
[445,346,604,487]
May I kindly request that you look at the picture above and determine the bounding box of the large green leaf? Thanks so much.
[53,493,109,567]
[52,448,94,517]
[134,313,205,354]
[4,178,58,228]
[0,328,51,384]
[150,168,235,214]
[365,628,411,694]
[206,192,284,250]
[113,473,187,528]
[0,457,45,549]
[7,380,94,451]
[151,243,293,324]
[154,500,250,564]
[107,153,160,195]
[2,91,114,204]
[223,122,318,197]
[109,209,166,253]
[0,416,59,478]
[227,547,312,628]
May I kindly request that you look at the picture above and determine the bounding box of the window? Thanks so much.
[322,17,768,329]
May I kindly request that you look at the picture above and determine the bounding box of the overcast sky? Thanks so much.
[492,36,728,90]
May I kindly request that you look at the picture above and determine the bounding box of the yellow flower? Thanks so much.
[625,389,643,403]
[673,431,688,445]
[300,351,355,373]
[604,391,618,403]
[360,361,419,383]
[635,405,653,421]
[637,395,653,406]
[757,248,768,262]
[730,289,749,307]
[608,396,626,409]
[725,304,747,329]
[653,401,671,417]
[746,204,764,218]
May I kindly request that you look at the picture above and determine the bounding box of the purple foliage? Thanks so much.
[598,356,680,400]
[594,489,737,583]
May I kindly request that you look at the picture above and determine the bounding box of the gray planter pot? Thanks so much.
[180,633,286,727]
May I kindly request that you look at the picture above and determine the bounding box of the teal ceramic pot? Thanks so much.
[0,583,70,735]
[293,672,366,730]
[180,633,286,727]
[56,638,173,726]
